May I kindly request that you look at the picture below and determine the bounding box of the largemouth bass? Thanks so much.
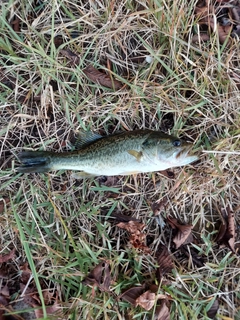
[17,130,198,176]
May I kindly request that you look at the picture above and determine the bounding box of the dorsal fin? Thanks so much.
[74,131,103,149]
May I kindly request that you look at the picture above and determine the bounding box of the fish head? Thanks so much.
[153,135,198,168]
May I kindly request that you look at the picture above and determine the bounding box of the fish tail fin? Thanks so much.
[17,151,52,173]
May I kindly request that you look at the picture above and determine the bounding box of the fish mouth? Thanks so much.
[176,145,198,163]
[176,145,192,159]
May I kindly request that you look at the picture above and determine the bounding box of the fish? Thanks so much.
[16,129,198,176]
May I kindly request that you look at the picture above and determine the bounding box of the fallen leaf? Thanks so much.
[209,21,232,44]
[34,301,62,319]
[206,298,219,319]
[0,249,16,263]
[60,49,123,89]
[60,49,80,65]
[159,170,175,179]
[120,285,145,305]
[117,221,151,253]
[20,263,32,284]
[156,245,174,280]
[135,290,156,311]
[0,198,10,214]
[216,206,235,252]
[154,299,170,320]
[83,65,122,90]
[110,212,140,223]
[166,216,193,249]
[194,1,236,44]
[82,260,111,292]
[117,221,145,234]
[151,197,168,216]
[192,33,210,43]
[180,246,205,268]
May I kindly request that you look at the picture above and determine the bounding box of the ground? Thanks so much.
[0,0,240,319]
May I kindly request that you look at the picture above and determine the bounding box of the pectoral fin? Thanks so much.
[127,150,143,162]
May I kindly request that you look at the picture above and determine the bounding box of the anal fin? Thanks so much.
[71,171,96,179]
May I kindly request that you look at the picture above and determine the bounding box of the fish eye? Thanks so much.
[172,139,181,147]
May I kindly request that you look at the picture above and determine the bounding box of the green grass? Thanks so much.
[0,0,240,319]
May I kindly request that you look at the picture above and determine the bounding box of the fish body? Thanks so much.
[17,130,198,176]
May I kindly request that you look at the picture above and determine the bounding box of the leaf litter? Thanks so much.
[193,0,240,44]
[82,260,111,293]
[166,216,193,249]
[60,49,123,90]
[216,206,235,252]
[0,259,62,319]
[116,220,151,254]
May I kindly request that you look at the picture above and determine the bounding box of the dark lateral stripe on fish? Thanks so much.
[17,151,51,173]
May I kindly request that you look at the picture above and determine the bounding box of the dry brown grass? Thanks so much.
[0,0,240,319]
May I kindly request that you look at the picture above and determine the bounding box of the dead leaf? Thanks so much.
[135,290,156,311]
[151,197,168,216]
[0,198,10,214]
[180,246,205,268]
[166,216,193,249]
[206,298,219,319]
[120,285,145,305]
[20,263,32,284]
[82,260,111,292]
[210,21,232,44]
[0,249,16,263]
[60,49,122,89]
[83,65,122,90]
[154,299,170,320]
[194,1,235,44]
[34,301,62,319]
[159,170,175,179]
[60,49,80,65]
[192,33,210,43]
[117,221,151,253]
[156,245,174,279]
[110,212,140,223]
[216,206,235,252]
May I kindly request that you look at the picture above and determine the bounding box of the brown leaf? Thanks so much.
[151,197,168,216]
[117,221,145,233]
[20,283,40,306]
[120,285,145,305]
[167,217,193,249]
[154,299,170,320]
[82,260,111,292]
[83,65,122,90]
[135,290,156,311]
[180,246,205,268]
[60,49,122,89]
[211,22,232,44]
[34,301,62,319]
[20,263,32,284]
[0,248,16,263]
[109,212,140,223]
[159,170,175,179]
[216,206,235,252]
[207,298,219,319]
[156,245,174,279]
[60,49,80,65]
[0,198,10,214]
[192,33,210,43]
[117,221,150,253]
[195,3,233,44]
